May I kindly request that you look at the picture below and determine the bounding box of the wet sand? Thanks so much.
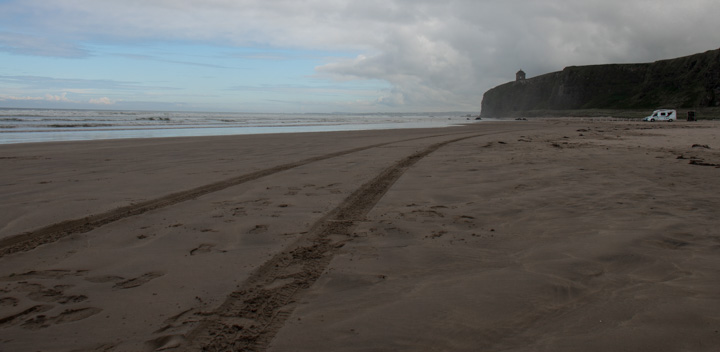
[0,119,719,351]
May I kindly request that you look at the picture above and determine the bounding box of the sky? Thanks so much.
[0,0,718,113]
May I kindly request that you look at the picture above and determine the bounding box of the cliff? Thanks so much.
[480,48,720,117]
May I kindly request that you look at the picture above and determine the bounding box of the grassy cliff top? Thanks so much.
[481,49,720,117]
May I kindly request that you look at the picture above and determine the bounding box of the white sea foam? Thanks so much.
[0,109,484,144]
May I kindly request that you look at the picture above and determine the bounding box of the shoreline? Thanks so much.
[1,120,719,351]
[0,109,480,145]
[0,121,467,145]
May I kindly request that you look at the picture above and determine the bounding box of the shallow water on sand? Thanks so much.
[0,109,485,144]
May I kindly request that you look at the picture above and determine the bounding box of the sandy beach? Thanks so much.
[1,119,719,351]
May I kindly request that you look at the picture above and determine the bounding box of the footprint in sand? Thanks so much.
[0,297,19,307]
[249,224,269,234]
[21,307,102,330]
[231,207,247,216]
[25,285,88,304]
[113,272,165,289]
[10,281,88,305]
[190,243,215,256]
[85,275,126,284]
[0,269,81,281]
[0,304,53,327]
[411,209,445,218]
[652,237,691,250]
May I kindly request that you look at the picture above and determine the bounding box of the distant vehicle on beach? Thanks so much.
[642,109,677,122]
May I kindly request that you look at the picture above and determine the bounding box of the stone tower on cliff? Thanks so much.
[516,69,526,81]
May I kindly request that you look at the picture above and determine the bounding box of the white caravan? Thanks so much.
[642,109,677,122]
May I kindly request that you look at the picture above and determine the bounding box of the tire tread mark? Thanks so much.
[182,134,481,352]
[0,134,464,258]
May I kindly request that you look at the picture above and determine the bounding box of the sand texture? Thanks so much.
[0,120,719,351]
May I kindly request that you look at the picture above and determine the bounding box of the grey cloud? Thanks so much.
[2,0,719,111]
[319,0,720,109]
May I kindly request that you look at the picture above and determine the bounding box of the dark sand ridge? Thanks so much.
[0,120,718,351]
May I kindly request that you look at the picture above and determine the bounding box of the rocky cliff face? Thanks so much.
[481,49,720,117]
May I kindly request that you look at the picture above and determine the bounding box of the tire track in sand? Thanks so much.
[0,134,465,258]
[177,134,485,352]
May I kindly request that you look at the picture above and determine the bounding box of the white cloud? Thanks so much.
[89,97,114,105]
[45,93,72,102]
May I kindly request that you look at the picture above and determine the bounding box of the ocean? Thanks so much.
[0,109,482,144]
